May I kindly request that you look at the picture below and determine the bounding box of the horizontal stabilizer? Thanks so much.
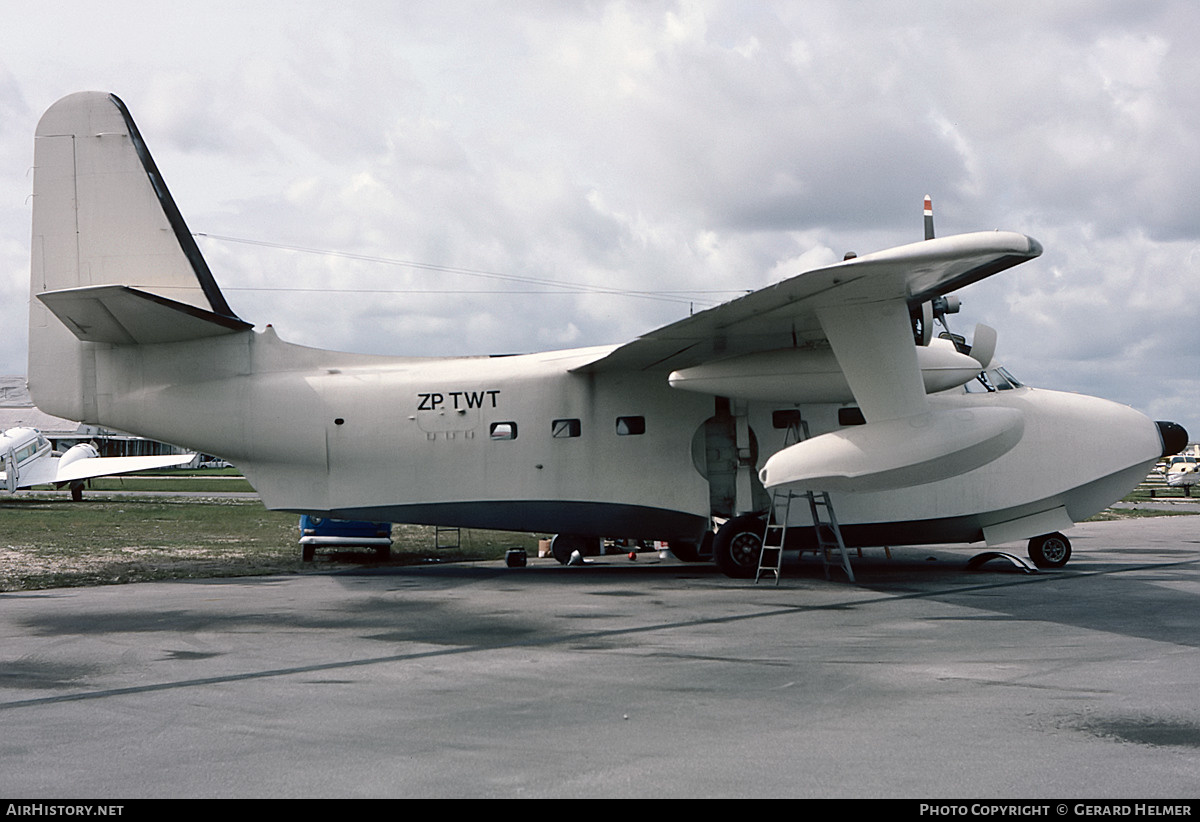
[38,285,252,345]
[759,406,1025,493]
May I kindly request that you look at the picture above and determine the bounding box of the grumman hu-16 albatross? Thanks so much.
[27,92,1187,579]
[1,426,194,498]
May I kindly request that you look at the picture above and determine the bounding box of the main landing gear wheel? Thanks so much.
[1028,532,1072,569]
[713,514,766,579]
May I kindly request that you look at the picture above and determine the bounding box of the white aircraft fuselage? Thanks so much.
[1,427,54,492]
[91,335,716,538]
[78,330,1162,543]
[25,92,1184,576]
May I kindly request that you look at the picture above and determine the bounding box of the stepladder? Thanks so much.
[756,488,856,584]
[755,490,790,584]
[806,490,855,582]
[756,414,856,583]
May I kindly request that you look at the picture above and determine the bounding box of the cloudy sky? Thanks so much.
[2,1,1198,436]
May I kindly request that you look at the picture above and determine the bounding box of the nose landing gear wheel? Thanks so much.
[1028,532,1071,569]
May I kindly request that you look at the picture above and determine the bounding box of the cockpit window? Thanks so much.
[995,367,1022,388]
[964,367,1025,394]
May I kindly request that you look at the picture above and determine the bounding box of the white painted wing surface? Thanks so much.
[572,231,1041,375]
[53,453,196,484]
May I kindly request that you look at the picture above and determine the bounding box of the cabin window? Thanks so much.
[838,407,866,426]
[489,422,518,440]
[616,416,645,436]
[552,418,581,438]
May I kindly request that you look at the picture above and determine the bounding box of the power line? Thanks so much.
[194,233,741,306]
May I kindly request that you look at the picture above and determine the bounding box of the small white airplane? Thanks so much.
[1,426,194,499]
[1165,455,1199,490]
[25,92,1188,576]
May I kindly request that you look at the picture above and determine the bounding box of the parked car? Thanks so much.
[298,515,392,561]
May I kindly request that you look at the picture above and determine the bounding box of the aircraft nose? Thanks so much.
[1157,421,1189,458]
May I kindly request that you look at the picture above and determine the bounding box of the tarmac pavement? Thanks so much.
[1,515,1198,798]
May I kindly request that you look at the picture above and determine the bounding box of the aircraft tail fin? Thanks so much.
[28,92,248,421]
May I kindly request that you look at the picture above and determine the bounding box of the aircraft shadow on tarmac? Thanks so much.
[327,544,1200,651]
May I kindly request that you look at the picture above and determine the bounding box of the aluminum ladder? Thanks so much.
[756,488,792,584]
[757,414,855,583]
[806,490,855,582]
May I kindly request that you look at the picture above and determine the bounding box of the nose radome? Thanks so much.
[1156,421,1189,458]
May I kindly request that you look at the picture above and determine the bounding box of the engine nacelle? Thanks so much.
[57,442,101,470]
[668,337,984,403]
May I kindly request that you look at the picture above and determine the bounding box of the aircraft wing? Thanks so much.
[573,228,1044,492]
[571,231,1042,376]
[52,453,197,484]
[2,452,196,490]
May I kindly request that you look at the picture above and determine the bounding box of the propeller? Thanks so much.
[911,196,998,370]
[3,450,17,493]
[969,323,997,369]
